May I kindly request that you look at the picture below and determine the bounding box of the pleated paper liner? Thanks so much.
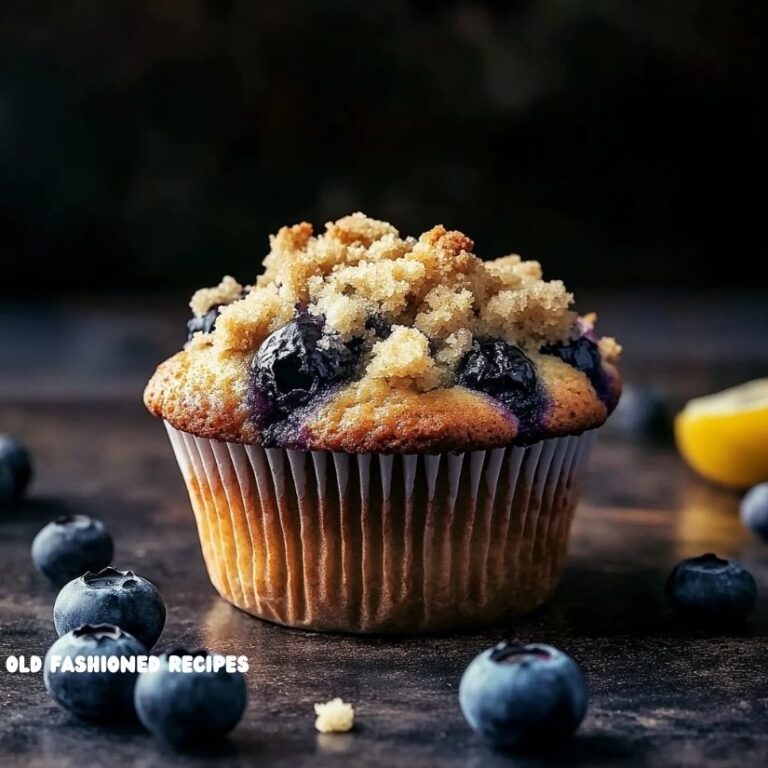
[165,422,597,633]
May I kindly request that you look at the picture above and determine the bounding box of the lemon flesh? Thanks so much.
[675,379,768,489]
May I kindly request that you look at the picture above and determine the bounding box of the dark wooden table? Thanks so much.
[1,293,767,767]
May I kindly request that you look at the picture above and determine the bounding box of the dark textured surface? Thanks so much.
[1,296,768,766]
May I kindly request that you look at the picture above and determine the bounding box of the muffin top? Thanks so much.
[144,213,621,452]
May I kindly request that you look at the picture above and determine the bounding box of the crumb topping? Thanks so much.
[191,213,593,382]
[314,698,355,733]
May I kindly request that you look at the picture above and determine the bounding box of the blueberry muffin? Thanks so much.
[145,213,621,633]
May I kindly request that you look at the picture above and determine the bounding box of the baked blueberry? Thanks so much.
[44,624,145,722]
[459,641,588,749]
[253,316,354,413]
[54,567,166,650]
[457,339,536,395]
[134,649,247,748]
[542,336,613,405]
[0,435,33,503]
[666,553,757,623]
[31,515,114,587]
[741,484,768,541]
[456,338,540,421]
[543,337,601,375]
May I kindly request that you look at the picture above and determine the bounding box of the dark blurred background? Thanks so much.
[2,0,767,296]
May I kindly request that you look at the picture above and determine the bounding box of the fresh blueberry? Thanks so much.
[459,642,588,749]
[44,624,145,721]
[54,567,166,650]
[741,484,768,540]
[31,515,114,587]
[253,316,355,413]
[0,435,33,503]
[134,648,247,748]
[666,553,757,623]
[187,306,221,340]
[610,386,671,441]
[456,338,541,425]
[0,462,15,505]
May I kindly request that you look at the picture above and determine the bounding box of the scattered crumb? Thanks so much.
[314,698,355,733]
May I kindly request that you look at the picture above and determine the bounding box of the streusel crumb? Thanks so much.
[366,326,441,391]
[189,275,243,318]
[214,284,294,354]
[314,698,355,733]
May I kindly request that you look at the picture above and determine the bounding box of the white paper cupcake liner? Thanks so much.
[165,422,597,633]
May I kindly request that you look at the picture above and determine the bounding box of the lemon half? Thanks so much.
[675,379,768,489]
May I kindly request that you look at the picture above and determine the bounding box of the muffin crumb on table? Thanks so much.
[314,698,355,733]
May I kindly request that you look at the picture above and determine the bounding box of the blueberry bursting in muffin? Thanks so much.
[145,213,621,451]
